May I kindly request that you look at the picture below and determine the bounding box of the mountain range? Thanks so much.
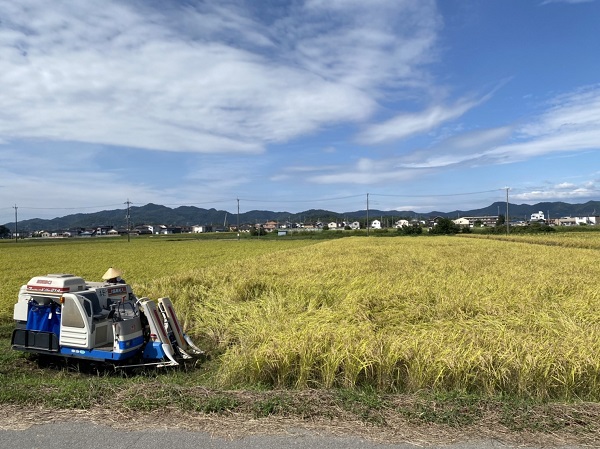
[3,201,600,232]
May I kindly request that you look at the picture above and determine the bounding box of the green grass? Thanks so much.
[1,343,599,438]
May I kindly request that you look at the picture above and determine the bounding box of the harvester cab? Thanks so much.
[11,273,203,368]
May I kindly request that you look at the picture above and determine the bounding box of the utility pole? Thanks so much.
[505,187,510,235]
[366,193,370,236]
[13,204,17,243]
[237,198,240,241]
[125,199,131,242]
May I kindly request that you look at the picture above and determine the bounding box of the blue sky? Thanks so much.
[1,0,600,224]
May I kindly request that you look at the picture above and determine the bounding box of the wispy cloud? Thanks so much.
[355,79,509,145]
[356,97,482,145]
[295,84,600,188]
[540,0,595,5]
[488,85,600,162]
[308,157,433,185]
[0,1,440,154]
[293,125,512,187]
[399,126,513,168]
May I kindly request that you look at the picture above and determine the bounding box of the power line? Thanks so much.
[162,199,233,207]
[0,188,534,214]
[370,188,505,198]
[16,203,126,210]
[239,194,365,203]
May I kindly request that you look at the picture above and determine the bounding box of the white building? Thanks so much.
[453,218,471,227]
[394,219,410,228]
[453,216,499,227]
[530,211,545,221]
[575,216,599,225]
[370,220,381,229]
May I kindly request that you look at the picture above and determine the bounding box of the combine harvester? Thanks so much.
[11,268,203,368]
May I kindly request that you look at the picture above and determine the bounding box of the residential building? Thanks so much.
[455,215,499,227]
[263,221,278,232]
[551,216,599,226]
[394,219,410,228]
[453,218,470,227]
[530,211,545,222]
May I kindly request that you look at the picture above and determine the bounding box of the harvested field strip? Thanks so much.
[461,231,600,249]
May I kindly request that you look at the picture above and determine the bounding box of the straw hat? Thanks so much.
[102,267,123,280]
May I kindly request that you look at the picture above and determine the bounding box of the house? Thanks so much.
[349,221,361,230]
[575,215,599,225]
[552,216,599,226]
[453,218,471,228]
[263,221,278,232]
[530,211,545,222]
[95,225,114,235]
[327,222,339,229]
[238,224,253,233]
[455,215,499,227]
[134,225,154,234]
[370,220,381,229]
[301,222,319,231]
[394,219,410,228]
[157,225,182,234]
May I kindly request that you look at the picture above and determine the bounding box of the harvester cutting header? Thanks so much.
[11,268,202,368]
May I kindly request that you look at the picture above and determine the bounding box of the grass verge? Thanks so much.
[2,325,600,446]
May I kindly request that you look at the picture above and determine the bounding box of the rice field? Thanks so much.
[0,236,316,319]
[464,231,600,249]
[3,233,600,400]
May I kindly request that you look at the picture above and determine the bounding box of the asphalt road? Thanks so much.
[0,422,586,449]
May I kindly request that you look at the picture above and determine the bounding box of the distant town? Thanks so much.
[4,210,599,239]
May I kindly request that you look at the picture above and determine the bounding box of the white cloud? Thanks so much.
[540,0,595,5]
[488,86,600,163]
[513,186,598,201]
[308,156,432,185]
[555,182,576,189]
[0,1,440,154]
[512,178,600,203]
[356,95,488,145]
[399,126,513,168]
[520,87,600,137]
[287,84,600,189]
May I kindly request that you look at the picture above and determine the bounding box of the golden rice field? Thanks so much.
[3,233,600,400]
[0,236,315,320]
[463,231,600,249]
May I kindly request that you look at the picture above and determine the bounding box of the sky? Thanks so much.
[1,0,600,224]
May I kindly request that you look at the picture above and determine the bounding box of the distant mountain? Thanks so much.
[4,201,600,232]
